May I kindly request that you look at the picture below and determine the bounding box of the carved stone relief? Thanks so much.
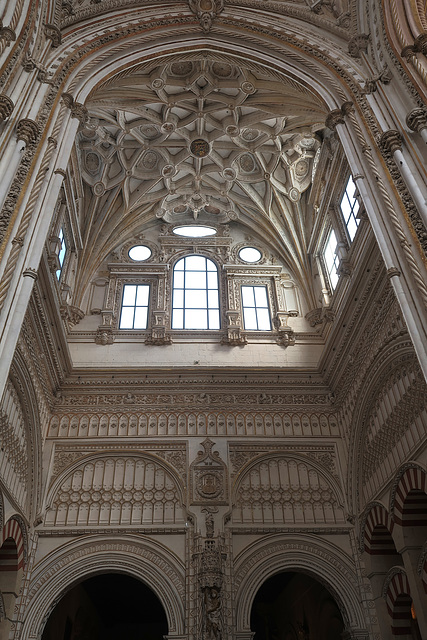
[233,456,345,525]
[45,455,186,527]
[190,440,228,505]
[0,381,29,511]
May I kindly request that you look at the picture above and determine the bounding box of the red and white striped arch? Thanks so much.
[392,466,427,526]
[362,504,395,554]
[0,518,26,572]
[385,570,413,636]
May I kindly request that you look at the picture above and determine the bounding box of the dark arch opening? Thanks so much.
[250,571,344,640]
[41,573,168,640]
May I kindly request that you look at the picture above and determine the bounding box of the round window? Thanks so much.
[239,247,262,263]
[128,245,152,261]
[173,226,217,238]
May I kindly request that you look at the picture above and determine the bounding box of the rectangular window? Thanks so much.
[241,285,271,331]
[56,228,67,280]
[324,229,339,290]
[340,176,360,242]
[119,284,150,329]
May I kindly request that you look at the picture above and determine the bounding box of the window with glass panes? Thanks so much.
[56,228,67,280]
[119,284,150,329]
[172,256,220,329]
[323,229,339,290]
[340,176,360,241]
[241,285,271,330]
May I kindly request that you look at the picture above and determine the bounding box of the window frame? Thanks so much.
[171,254,221,331]
[339,175,360,243]
[56,227,67,281]
[323,227,340,292]
[241,284,272,331]
[119,283,151,330]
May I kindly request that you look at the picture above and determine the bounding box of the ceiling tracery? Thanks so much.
[75,56,329,305]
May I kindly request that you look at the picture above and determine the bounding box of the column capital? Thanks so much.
[16,118,40,145]
[325,102,353,130]
[378,129,402,154]
[0,94,14,122]
[406,108,427,133]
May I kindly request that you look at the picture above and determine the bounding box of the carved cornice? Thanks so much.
[16,119,40,145]
[0,94,14,122]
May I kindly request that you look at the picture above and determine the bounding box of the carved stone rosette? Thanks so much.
[0,94,14,122]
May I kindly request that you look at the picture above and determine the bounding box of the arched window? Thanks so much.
[172,255,220,330]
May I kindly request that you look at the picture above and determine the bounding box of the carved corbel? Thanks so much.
[16,118,40,145]
[221,327,247,346]
[62,93,89,125]
[348,34,369,57]
[95,327,114,345]
[44,23,62,47]
[325,102,353,131]
[188,0,224,32]
[60,304,84,326]
[406,108,427,133]
[363,65,392,93]
[145,327,172,345]
[0,94,14,122]
[305,307,335,329]
[337,260,353,278]
[276,328,295,348]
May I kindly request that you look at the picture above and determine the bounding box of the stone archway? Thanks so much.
[16,535,185,640]
[234,534,371,639]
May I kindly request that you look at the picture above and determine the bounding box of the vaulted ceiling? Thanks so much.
[74,55,331,307]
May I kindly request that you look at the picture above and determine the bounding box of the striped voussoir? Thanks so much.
[385,571,413,636]
[393,467,427,526]
[0,518,25,571]
[363,504,395,554]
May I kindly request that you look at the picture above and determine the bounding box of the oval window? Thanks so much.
[239,247,262,263]
[173,226,217,238]
[128,245,152,261]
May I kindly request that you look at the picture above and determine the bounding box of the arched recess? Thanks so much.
[347,344,426,514]
[233,533,369,636]
[0,516,28,640]
[390,463,427,529]
[381,0,427,101]
[18,534,185,640]
[383,568,416,637]
[231,453,346,525]
[7,348,43,520]
[43,451,187,528]
[360,502,395,555]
